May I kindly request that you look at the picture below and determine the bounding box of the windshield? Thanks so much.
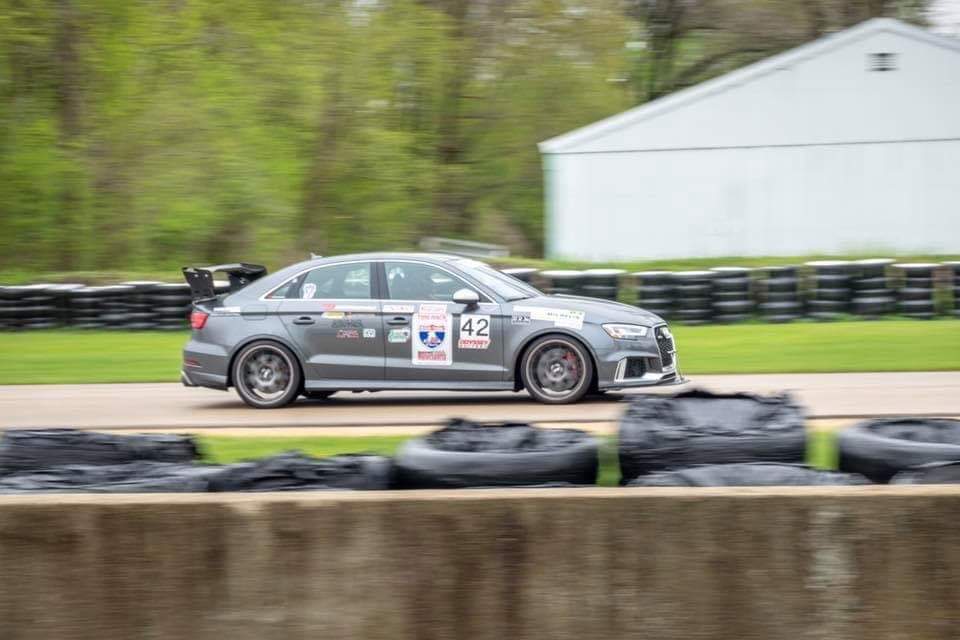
[454,259,541,301]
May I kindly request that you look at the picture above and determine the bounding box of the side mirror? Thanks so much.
[453,288,480,307]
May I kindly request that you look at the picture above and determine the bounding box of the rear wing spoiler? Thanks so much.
[182,263,267,301]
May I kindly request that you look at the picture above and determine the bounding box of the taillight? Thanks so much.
[190,310,209,330]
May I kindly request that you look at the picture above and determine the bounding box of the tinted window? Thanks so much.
[295,262,372,300]
[385,262,472,301]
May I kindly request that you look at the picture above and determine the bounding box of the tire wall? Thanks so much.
[0,489,958,639]
[3,260,957,330]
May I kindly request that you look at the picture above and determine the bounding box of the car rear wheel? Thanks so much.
[233,341,302,409]
[521,335,593,404]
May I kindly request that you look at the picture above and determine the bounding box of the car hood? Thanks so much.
[512,294,664,326]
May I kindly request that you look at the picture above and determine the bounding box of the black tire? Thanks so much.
[899,287,934,301]
[207,452,392,491]
[713,300,752,313]
[618,389,806,483]
[891,461,960,484]
[812,287,851,302]
[232,340,302,408]
[763,277,799,292]
[712,278,750,292]
[838,418,960,483]
[520,335,593,404]
[627,463,870,487]
[760,301,802,313]
[393,419,598,488]
[0,429,199,472]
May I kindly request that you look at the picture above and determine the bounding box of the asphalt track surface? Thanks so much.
[0,372,957,433]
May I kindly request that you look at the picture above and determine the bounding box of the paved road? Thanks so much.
[0,372,957,431]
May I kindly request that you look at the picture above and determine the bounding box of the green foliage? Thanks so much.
[0,0,931,272]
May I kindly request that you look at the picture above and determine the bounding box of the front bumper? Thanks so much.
[596,323,685,390]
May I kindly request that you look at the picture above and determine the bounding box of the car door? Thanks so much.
[276,261,384,382]
[379,260,504,383]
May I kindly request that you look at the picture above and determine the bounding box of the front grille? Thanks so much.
[655,325,675,368]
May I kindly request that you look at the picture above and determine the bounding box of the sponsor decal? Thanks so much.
[337,304,377,313]
[511,310,531,325]
[321,303,337,311]
[383,304,415,314]
[336,328,360,340]
[512,306,585,330]
[458,314,491,350]
[363,328,376,339]
[302,283,317,299]
[412,304,452,365]
[332,319,362,329]
[388,328,410,343]
[322,311,345,319]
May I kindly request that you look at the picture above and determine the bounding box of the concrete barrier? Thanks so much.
[0,487,958,639]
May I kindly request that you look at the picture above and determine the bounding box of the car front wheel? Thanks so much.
[232,341,302,409]
[520,335,593,404]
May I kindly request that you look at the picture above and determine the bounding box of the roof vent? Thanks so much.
[868,52,897,72]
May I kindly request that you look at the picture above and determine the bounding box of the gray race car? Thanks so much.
[181,253,684,408]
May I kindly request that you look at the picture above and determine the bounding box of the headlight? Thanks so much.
[602,323,649,340]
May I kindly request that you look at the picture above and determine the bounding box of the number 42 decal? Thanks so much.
[458,314,491,350]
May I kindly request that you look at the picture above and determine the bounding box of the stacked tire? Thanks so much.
[119,281,164,330]
[894,263,938,319]
[805,260,854,320]
[148,282,192,330]
[946,261,960,318]
[850,258,895,319]
[618,389,868,486]
[756,266,803,322]
[93,284,137,329]
[580,268,624,301]
[0,284,60,330]
[632,271,674,319]
[68,286,115,329]
[671,271,714,325]
[709,266,752,323]
[839,418,960,483]
[539,270,583,296]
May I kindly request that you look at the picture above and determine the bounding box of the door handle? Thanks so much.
[292,316,315,325]
[386,316,408,326]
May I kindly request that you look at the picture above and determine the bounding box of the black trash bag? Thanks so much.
[0,429,200,474]
[393,418,598,489]
[838,418,960,483]
[627,462,870,487]
[890,461,960,485]
[618,389,806,483]
[0,461,220,493]
[206,451,393,492]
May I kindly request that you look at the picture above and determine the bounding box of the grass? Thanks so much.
[1,319,957,384]
[197,431,840,488]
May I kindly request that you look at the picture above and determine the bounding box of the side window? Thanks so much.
[295,263,372,300]
[385,262,471,301]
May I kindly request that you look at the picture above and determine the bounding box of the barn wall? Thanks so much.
[549,138,960,260]
[545,24,960,260]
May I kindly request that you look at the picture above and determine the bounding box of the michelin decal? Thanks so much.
[511,306,585,330]
[412,303,452,365]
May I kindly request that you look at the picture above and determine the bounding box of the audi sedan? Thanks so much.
[181,253,684,408]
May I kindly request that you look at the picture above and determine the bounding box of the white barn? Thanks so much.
[539,18,960,261]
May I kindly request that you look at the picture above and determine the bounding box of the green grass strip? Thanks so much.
[1,320,956,384]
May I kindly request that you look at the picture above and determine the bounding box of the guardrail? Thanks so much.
[0,260,957,330]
